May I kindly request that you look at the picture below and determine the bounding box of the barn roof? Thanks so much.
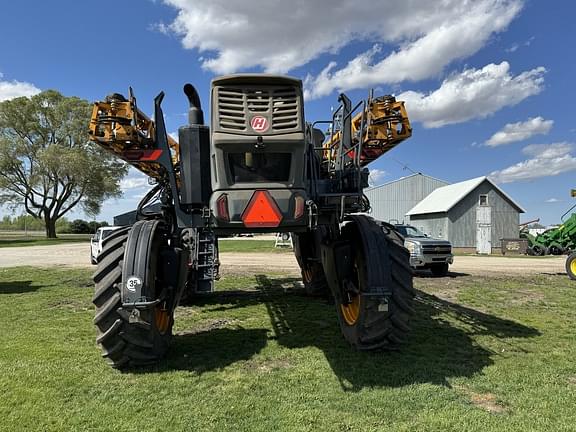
[406,176,525,216]
[366,172,448,191]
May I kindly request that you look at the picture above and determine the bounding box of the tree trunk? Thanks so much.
[45,217,57,239]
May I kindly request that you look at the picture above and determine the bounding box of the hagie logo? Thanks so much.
[250,116,269,132]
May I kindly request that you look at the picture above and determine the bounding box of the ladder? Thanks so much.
[194,228,220,292]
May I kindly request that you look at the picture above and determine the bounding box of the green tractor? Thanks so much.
[88,75,415,368]
[521,189,576,279]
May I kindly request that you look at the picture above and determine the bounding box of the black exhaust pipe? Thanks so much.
[183,83,204,125]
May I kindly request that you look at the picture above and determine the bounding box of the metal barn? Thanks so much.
[406,176,525,253]
[365,173,449,223]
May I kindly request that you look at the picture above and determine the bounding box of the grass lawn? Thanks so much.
[1,267,575,431]
[218,239,292,253]
[0,233,90,248]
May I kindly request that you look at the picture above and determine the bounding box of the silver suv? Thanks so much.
[394,224,453,276]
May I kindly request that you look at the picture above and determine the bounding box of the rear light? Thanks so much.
[242,190,283,228]
[294,195,305,219]
[216,194,230,222]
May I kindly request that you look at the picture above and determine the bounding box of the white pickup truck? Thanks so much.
[394,224,454,276]
[90,226,123,264]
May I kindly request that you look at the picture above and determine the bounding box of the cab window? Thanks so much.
[228,152,291,183]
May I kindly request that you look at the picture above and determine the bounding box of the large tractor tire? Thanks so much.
[301,262,330,296]
[565,252,576,280]
[336,218,414,350]
[92,221,174,368]
[293,230,329,296]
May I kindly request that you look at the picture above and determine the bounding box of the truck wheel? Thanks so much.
[566,253,576,280]
[92,222,173,368]
[430,263,449,277]
[337,219,414,350]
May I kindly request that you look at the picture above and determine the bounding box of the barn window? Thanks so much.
[479,194,488,206]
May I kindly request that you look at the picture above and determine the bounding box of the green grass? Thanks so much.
[1,267,575,431]
[0,232,90,247]
[218,239,292,253]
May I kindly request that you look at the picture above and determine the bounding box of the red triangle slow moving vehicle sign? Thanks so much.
[242,190,283,228]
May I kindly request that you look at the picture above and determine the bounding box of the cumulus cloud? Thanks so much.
[368,168,386,186]
[397,62,545,128]
[304,0,521,99]
[0,74,41,101]
[486,116,553,146]
[490,142,576,183]
[120,168,150,193]
[160,0,522,87]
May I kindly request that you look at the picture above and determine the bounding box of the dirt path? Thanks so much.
[0,243,567,276]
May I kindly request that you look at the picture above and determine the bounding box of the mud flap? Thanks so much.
[320,215,394,305]
[320,241,353,304]
[121,220,164,307]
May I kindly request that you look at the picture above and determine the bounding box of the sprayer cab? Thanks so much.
[209,75,308,233]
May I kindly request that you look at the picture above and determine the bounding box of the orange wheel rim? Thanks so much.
[155,307,170,334]
[340,295,361,325]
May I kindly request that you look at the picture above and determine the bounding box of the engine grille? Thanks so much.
[217,87,246,131]
[215,86,300,133]
[422,244,452,255]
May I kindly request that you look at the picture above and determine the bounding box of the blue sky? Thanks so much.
[1,0,575,225]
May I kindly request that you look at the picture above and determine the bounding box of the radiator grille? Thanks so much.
[217,87,246,131]
[422,244,452,255]
[216,86,300,133]
[272,88,298,131]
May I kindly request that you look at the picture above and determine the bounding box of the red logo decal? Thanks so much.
[250,116,269,132]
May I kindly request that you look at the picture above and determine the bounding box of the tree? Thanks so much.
[0,90,127,238]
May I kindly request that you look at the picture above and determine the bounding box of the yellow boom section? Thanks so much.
[324,95,412,166]
[88,93,180,181]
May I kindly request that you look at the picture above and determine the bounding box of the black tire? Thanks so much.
[92,223,173,368]
[549,245,564,256]
[301,262,329,296]
[430,263,449,277]
[531,244,548,256]
[293,231,329,296]
[566,252,576,280]
[336,219,414,350]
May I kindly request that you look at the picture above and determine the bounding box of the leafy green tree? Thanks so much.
[0,90,127,238]
[69,219,91,234]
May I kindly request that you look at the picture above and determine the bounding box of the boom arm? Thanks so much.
[88,90,180,181]
[323,95,412,167]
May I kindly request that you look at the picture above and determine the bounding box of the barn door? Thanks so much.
[476,206,492,254]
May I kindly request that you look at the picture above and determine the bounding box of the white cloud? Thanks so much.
[304,0,521,99]
[368,168,386,186]
[397,62,545,128]
[161,0,522,87]
[0,76,41,101]
[486,117,553,146]
[490,142,576,183]
[545,198,561,203]
[120,168,150,193]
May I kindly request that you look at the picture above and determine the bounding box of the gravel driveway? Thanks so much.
[0,242,567,276]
